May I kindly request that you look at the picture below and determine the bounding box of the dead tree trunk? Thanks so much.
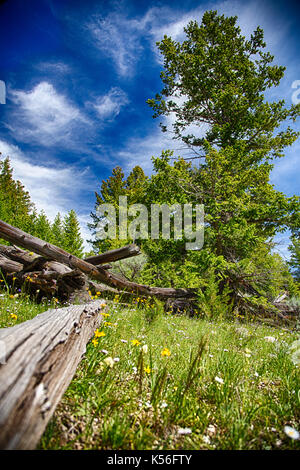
[84,244,141,265]
[0,299,106,450]
[0,220,196,299]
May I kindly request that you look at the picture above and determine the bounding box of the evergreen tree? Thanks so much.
[0,156,35,233]
[33,210,52,242]
[145,11,300,277]
[63,210,84,257]
[89,166,148,253]
[51,213,64,247]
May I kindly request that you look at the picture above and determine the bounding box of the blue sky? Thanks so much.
[0,0,299,254]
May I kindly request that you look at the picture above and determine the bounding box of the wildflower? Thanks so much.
[161,347,171,357]
[104,322,113,326]
[100,349,108,355]
[203,435,211,444]
[10,313,17,320]
[215,376,224,385]
[264,336,276,343]
[113,357,120,363]
[160,401,168,409]
[121,339,128,343]
[101,312,110,318]
[12,277,16,281]
[284,425,299,440]
[144,365,151,374]
[142,344,148,354]
[94,329,105,338]
[177,428,192,435]
[131,339,141,346]
[104,357,115,368]
[92,338,99,347]
[9,295,14,299]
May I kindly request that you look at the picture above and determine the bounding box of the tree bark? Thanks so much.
[84,244,141,265]
[0,299,106,450]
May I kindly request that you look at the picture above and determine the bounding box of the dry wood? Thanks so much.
[0,220,196,299]
[84,244,141,265]
[0,299,106,450]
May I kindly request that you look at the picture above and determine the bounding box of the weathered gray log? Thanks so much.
[0,299,106,450]
[85,244,141,265]
[0,220,196,299]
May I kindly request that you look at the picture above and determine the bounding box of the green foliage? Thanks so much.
[62,210,84,257]
[0,156,35,236]
[288,236,300,282]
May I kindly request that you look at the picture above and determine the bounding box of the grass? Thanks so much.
[1,289,299,450]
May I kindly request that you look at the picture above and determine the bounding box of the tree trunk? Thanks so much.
[0,299,106,450]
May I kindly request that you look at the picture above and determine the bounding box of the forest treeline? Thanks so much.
[0,156,84,258]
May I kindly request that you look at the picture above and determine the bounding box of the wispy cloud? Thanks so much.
[9,81,87,146]
[91,87,129,120]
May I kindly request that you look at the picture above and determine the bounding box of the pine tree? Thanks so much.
[89,166,148,253]
[0,155,35,233]
[51,213,64,247]
[33,210,52,242]
[63,210,84,257]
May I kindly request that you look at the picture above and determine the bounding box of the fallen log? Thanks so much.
[0,299,106,450]
[0,220,196,299]
[85,244,141,265]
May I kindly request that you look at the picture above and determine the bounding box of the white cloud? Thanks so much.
[10,81,86,146]
[87,12,144,77]
[92,87,129,120]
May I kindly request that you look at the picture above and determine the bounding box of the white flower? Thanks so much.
[142,344,148,354]
[215,376,224,385]
[160,401,168,408]
[177,427,192,435]
[284,425,299,440]
[207,424,216,434]
[121,339,128,343]
[100,349,108,355]
[113,357,120,362]
[202,435,211,444]
[103,357,115,368]
[264,336,276,343]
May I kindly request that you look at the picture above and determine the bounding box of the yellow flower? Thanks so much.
[104,322,113,326]
[12,277,16,281]
[101,312,110,318]
[10,313,17,320]
[92,338,99,347]
[144,365,151,374]
[94,329,106,338]
[131,339,141,346]
[161,347,171,357]
[9,295,14,299]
